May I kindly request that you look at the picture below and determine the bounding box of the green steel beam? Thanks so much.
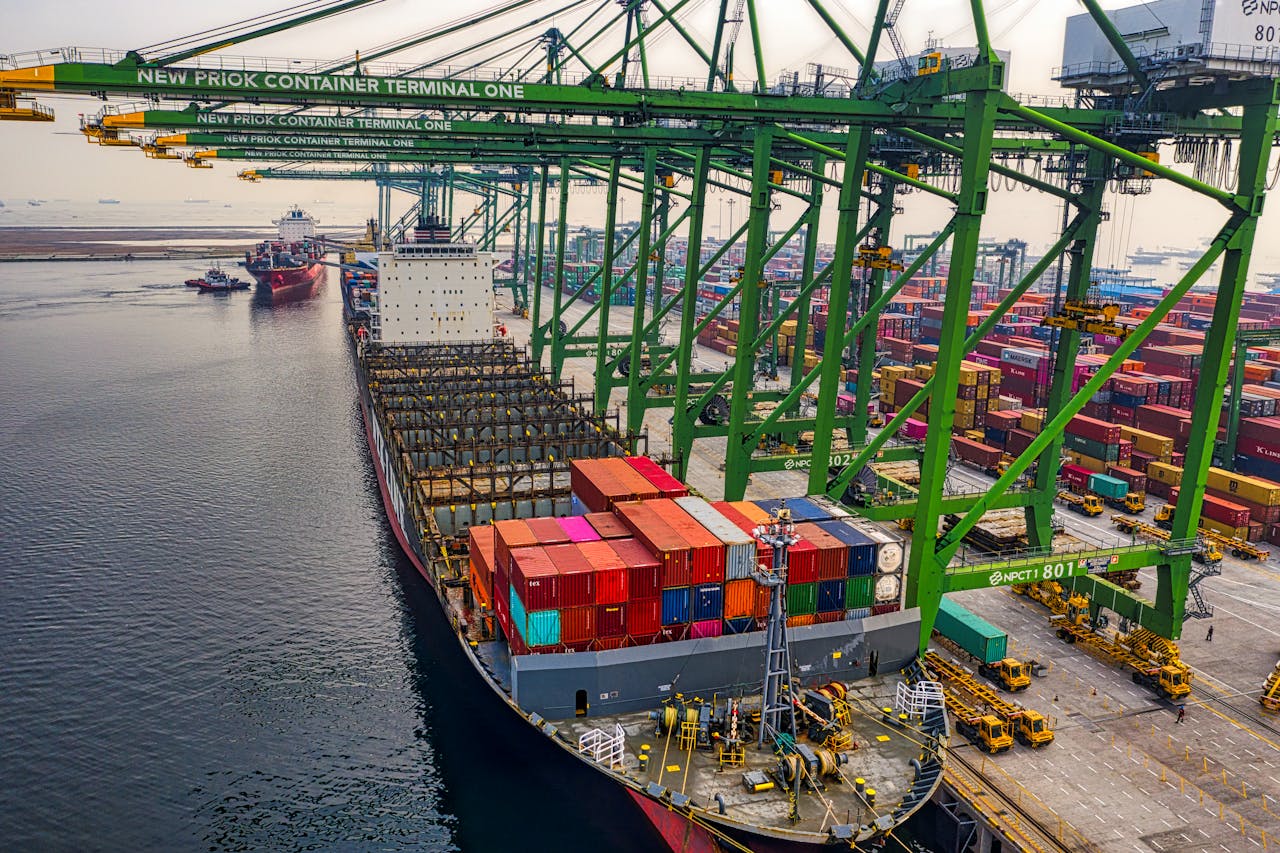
[907,84,1002,653]
[625,147,658,434]
[592,156,622,413]
[549,157,572,380]
[945,546,1167,594]
[672,147,712,479]
[792,154,825,390]
[723,129,775,499]
[852,178,897,450]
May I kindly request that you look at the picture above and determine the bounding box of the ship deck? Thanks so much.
[556,674,935,842]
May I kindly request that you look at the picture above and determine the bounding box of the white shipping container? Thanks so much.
[1001,347,1047,369]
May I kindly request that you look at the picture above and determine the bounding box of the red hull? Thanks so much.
[249,262,325,291]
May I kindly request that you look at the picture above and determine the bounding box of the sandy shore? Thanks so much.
[0,227,260,261]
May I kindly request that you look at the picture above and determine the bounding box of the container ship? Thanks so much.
[243,207,326,291]
[340,217,946,851]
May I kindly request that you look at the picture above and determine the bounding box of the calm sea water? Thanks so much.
[0,259,661,851]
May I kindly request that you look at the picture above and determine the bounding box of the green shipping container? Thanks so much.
[934,597,1007,664]
[845,576,875,609]
[1064,433,1119,462]
[1088,473,1129,500]
[786,582,818,616]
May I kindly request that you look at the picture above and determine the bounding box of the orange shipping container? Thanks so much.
[724,579,757,619]
[787,614,816,628]
[730,500,771,524]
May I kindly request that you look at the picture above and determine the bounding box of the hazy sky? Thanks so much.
[0,0,1275,272]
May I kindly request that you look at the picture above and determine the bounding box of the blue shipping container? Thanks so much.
[816,519,876,576]
[724,616,757,635]
[509,586,527,641]
[692,583,724,621]
[817,579,846,613]
[527,609,561,647]
[752,497,829,522]
[984,427,1007,446]
[1235,453,1280,482]
[661,586,691,625]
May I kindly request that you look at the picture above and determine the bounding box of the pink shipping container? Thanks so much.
[585,511,630,539]
[576,540,628,603]
[691,619,723,639]
[511,547,560,611]
[607,537,662,600]
[624,456,689,498]
[557,516,601,542]
[544,544,595,608]
[903,418,928,440]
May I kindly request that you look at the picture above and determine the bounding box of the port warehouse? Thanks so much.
[8,0,1280,847]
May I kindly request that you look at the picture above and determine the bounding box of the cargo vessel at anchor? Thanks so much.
[243,207,326,291]
[342,218,944,851]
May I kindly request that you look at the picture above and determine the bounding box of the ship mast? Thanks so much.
[751,506,799,749]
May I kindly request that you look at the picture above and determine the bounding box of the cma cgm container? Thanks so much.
[934,596,1008,665]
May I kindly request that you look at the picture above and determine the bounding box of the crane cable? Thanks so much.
[135,0,381,56]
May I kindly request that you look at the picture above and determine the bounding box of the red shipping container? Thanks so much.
[1059,463,1093,490]
[595,636,627,651]
[1201,494,1251,527]
[525,516,570,545]
[793,523,846,583]
[1240,416,1280,446]
[1005,428,1036,456]
[544,543,595,608]
[561,605,596,644]
[576,541,628,604]
[872,602,902,616]
[1066,414,1121,444]
[627,596,661,636]
[494,519,538,575]
[1237,437,1280,464]
[608,538,662,600]
[468,526,497,604]
[596,603,627,638]
[624,456,688,498]
[711,501,773,563]
[1148,479,1171,499]
[585,511,630,539]
[786,539,819,584]
[511,547,559,611]
[1106,465,1149,493]
[646,499,726,584]
[613,501,693,588]
[815,610,844,624]
[658,624,690,643]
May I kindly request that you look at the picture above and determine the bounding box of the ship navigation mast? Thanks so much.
[751,505,800,750]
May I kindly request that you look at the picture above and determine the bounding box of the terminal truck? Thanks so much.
[1052,596,1192,701]
[1060,465,1145,513]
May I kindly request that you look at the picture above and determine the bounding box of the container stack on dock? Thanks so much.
[470,460,907,655]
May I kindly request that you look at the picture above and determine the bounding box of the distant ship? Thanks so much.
[98,199,120,205]
[242,207,326,292]
[184,198,210,204]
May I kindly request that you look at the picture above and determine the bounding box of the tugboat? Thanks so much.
[194,267,250,293]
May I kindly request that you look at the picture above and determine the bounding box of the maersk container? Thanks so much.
[934,597,1008,665]
[1088,473,1129,500]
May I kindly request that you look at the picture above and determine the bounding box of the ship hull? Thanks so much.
[247,262,325,291]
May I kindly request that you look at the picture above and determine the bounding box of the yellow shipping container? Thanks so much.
[957,368,977,386]
[805,353,821,370]
[1147,461,1183,486]
[882,365,913,381]
[1020,410,1045,433]
[1066,451,1107,473]
[1119,425,1174,459]
[954,398,977,414]
[1206,467,1280,507]
[975,384,990,400]
[726,345,737,357]
[780,319,797,336]
[963,429,985,442]
[915,364,936,380]
[1200,518,1251,540]
[723,329,737,342]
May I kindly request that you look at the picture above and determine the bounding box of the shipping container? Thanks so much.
[793,523,846,584]
[817,578,847,612]
[569,458,660,512]
[607,538,662,600]
[556,515,601,542]
[874,573,902,604]
[842,517,906,572]
[1059,463,1093,491]
[493,519,539,576]
[468,526,497,605]
[614,501,693,587]
[724,578,757,619]
[661,586,691,625]
[692,583,724,621]
[815,519,877,577]
[1066,414,1121,444]
[576,541,628,604]
[623,456,689,498]
[627,595,661,636]
[845,575,875,610]
[647,498,727,585]
[786,614,817,628]
[584,511,630,539]
[787,582,818,616]
[544,543,595,608]
[511,547,560,611]
[753,497,830,522]
[675,496,757,580]
[596,603,627,638]
[525,516,571,545]
[934,597,1008,664]
[691,618,723,639]
[1088,473,1129,500]
[724,616,758,635]
[1206,466,1280,507]
[560,605,596,644]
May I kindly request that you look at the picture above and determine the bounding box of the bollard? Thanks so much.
[1185,746,1190,761]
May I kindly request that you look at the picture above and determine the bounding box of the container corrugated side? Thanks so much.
[607,537,661,600]
[576,541,627,604]
[647,498,726,584]
[675,496,756,580]
[544,543,595,609]
[935,596,1008,664]
[614,501,693,587]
